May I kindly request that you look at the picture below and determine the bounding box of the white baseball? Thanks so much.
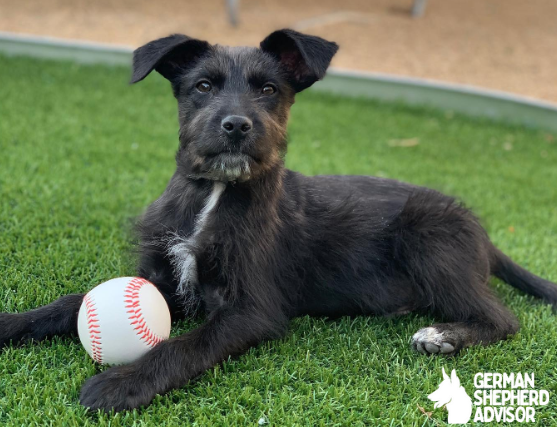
[77,277,171,365]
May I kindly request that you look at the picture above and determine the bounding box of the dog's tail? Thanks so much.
[491,246,557,307]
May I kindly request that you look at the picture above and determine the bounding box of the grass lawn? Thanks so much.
[0,54,556,426]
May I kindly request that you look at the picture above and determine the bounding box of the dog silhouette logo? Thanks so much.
[428,368,472,424]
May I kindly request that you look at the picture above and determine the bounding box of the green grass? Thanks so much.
[0,54,556,426]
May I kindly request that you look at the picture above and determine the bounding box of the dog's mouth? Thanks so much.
[205,151,258,162]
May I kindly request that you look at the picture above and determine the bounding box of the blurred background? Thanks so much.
[1,0,556,102]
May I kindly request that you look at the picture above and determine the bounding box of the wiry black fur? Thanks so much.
[1,29,556,413]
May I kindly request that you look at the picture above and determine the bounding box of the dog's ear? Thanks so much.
[130,34,211,84]
[260,29,338,92]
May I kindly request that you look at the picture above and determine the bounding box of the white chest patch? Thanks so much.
[167,181,225,302]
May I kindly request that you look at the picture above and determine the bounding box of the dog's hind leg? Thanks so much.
[406,241,520,356]
[395,191,520,356]
[0,294,84,348]
[411,292,519,356]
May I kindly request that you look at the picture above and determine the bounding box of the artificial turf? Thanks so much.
[0,54,556,426]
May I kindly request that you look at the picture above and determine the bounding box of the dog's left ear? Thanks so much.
[260,29,338,92]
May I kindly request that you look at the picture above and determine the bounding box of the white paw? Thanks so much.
[412,327,455,355]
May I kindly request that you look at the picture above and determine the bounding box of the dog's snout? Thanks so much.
[221,115,252,140]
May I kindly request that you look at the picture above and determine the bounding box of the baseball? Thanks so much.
[77,277,171,365]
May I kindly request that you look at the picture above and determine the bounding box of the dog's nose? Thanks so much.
[221,115,252,141]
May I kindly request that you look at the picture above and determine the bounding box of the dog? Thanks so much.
[1,29,556,412]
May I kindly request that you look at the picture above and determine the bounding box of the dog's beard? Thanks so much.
[202,153,253,182]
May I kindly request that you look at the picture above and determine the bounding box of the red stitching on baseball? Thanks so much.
[125,278,165,348]
[84,294,103,364]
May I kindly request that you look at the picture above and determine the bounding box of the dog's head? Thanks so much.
[131,30,338,182]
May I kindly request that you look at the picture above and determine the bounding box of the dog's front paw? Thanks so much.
[0,313,26,349]
[80,364,155,412]
[411,326,457,356]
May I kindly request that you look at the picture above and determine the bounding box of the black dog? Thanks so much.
[1,29,556,412]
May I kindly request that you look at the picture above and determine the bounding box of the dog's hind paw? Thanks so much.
[411,326,456,356]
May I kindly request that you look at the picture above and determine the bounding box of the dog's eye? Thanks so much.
[196,81,212,93]
[261,84,276,95]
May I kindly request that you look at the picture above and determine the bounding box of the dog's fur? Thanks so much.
[1,29,556,412]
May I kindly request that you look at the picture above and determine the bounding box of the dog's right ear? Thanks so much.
[130,34,211,84]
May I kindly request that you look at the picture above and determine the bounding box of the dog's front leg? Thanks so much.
[0,294,84,348]
[79,305,287,412]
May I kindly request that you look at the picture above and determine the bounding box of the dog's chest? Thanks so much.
[167,181,225,299]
